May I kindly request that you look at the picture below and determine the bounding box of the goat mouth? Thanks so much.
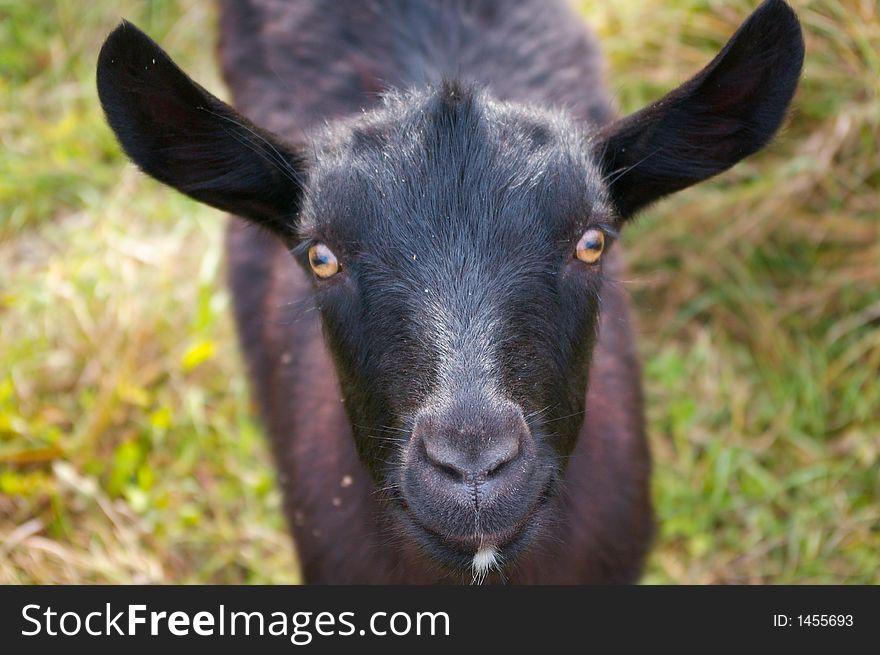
[392,479,555,578]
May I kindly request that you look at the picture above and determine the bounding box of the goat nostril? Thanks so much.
[421,432,522,483]
[485,458,509,479]
[422,440,465,481]
[416,401,528,488]
[436,462,463,482]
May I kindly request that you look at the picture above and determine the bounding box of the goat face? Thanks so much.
[96,0,803,576]
[299,84,610,570]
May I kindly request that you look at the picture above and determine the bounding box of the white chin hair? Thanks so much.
[471,546,499,583]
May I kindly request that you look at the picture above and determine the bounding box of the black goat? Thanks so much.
[97,0,804,583]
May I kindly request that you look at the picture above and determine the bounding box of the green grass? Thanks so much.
[1,0,877,583]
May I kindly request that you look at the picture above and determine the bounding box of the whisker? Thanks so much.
[602,146,662,187]
[199,106,306,186]
[541,409,586,425]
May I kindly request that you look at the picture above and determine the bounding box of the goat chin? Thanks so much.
[472,546,500,582]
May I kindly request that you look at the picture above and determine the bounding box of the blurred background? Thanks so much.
[0,0,877,583]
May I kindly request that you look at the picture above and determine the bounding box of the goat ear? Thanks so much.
[595,0,804,220]
[97,21,305,240]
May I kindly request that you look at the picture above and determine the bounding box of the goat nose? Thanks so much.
[423,428,520,482]
[412,397,533,489]
[403,397,539,536]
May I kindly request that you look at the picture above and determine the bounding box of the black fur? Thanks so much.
[97,0,804,582]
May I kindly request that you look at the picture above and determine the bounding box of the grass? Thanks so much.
[0,0,877,584]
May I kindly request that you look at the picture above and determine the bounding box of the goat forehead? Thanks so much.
[303,85,605,247]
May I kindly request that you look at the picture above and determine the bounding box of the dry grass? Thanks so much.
[1,0,877,584]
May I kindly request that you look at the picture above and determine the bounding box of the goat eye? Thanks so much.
[308,243,340,278]
[576,229,605,264]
